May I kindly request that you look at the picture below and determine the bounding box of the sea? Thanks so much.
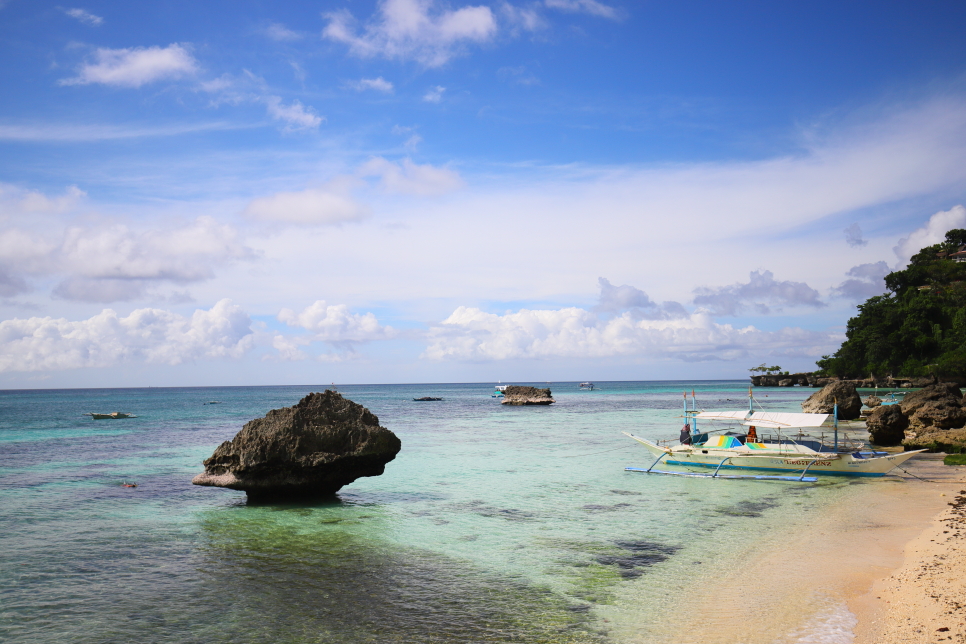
[0,381,879,643]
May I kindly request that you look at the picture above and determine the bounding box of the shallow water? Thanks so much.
[0,381,872,643]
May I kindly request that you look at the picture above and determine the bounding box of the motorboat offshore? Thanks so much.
[624,390,925,481]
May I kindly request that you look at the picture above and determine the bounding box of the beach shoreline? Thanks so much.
[850,462,966,644]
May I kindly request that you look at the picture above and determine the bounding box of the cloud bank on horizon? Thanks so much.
[1,0,966,386]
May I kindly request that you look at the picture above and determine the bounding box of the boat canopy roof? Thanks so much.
[695,410,831,429]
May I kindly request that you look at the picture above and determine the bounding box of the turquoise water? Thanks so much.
[0,382,862,643]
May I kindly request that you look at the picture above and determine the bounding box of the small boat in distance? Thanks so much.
[413,397,443,401]
[492,385,508,398]
[579,382,595,390]
[204,401,222,405]
[87,412,137,419]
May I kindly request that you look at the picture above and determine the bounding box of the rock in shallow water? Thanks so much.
[192,390,401,499]
[501,386,555,406]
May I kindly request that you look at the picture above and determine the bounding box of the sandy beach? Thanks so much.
[852,459,966,644]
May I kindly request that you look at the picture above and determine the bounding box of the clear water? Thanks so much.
[0,381,864,643]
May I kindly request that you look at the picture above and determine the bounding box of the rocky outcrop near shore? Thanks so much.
[865,404,909,447]
[801,381,862,419]
[752,373,953,388]
[192,390,401,499]
[501,386,555,406]
[895,383,966,451]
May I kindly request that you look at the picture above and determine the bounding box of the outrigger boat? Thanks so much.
[624,390,925,482]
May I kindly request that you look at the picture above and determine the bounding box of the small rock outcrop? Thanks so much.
[866,405,909,447]
[863,395,882,409]
[192,391,401,499]
[501,386,555,406]
[801,381,862,420]
[903,427,966,453]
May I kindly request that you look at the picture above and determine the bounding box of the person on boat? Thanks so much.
[679,424,692,445]
[746,425,758,443]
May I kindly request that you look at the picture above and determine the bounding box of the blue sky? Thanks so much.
[2,0,966,388]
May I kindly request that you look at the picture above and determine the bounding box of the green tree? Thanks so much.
[817,229,966,378]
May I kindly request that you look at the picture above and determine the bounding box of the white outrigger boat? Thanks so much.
[624,390,925,482]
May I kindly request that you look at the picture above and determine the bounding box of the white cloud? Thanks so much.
[269,298,393,362]
[360,157,464,195]
[323,0,497,68]
[830,261,890,302]
[423,85,446,102]
[544,0,620,19]
[60,44,198,87]
[0,121,239,142]
[52,217,254,302]
[692,270,825,316]
[244,180,368,225]
[0,183,85,215]
[595,277,687,319]
[500,3,545,32]
[264,22,302,41]
[843,222,867,247]
[64,8,103,26]
[347,76,395,93]
[894,205,966,266]
[264,96,324,130]
[424,306,837,362]
[0,299,254,372]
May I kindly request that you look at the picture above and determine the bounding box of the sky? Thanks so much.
[2,0,966,388]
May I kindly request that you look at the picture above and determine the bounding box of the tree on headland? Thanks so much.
[749,363,785,375]
[816,228,966,379]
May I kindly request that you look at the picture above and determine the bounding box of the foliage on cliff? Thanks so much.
[816,229,966,379]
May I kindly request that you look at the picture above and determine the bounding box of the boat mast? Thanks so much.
[691,389,697,435]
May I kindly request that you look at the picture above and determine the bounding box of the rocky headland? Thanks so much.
[852,382,966,452]
[753,372,948,388]
[192,390,401,499]
[501,386,555,406]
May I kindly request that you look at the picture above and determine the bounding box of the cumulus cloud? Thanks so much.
[64,8,103,26]
[692,270,825,316]
[844,222,867,247]
[279,300,394,341]
[894,205,966,266]
[594,277,688,319]
[830,261,890,302]
[264,96,324,130]
[263,22,302,41]
[60,43,198,87]
[0,299,254,372]
[360,157,464,195]
[244,180,368,225]
[347,77,395,93]
[423,85,446,102]
[0,183,85,216]
[424,306,837,362]
[323,0,497,68]
[52,217,254,302]
[544,0,620,19]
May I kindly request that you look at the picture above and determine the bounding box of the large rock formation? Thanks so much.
[863,395,882,409]
[903,427,966,454]
[501,386,555,406]
[192,391,401,499]
[801,381,862,419]
[908,400,966,430]
[898,382,964,416]
[866,404,909,447]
